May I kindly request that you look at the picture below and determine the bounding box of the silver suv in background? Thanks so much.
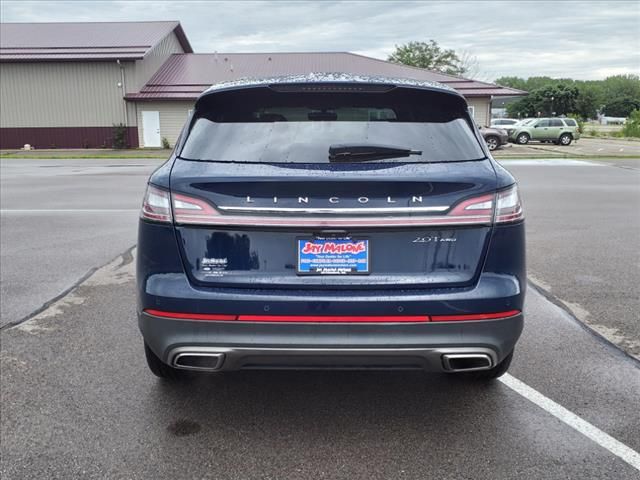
[491,118,519,128]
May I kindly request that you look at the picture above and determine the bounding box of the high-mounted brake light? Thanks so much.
[494,185,524,224]
[141,185,172,223]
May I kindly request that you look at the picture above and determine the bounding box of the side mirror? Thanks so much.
[534,125,539,128]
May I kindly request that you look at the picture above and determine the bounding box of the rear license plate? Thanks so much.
[297,237,369,275]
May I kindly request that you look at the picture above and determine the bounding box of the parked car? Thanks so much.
[491,118,519,128]
[480,125,509,151]
[509,117,581,145]
[137,74,525,382]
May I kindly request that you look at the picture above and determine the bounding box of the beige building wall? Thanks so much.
[125,32,184,94]
[0,61,127,128]
[0,31,184,130]
[135,101,193,147]
[466,97,491,126]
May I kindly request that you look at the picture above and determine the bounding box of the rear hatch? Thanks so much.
[169,81,497,289]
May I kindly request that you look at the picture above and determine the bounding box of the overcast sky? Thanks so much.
[2,0,639,81]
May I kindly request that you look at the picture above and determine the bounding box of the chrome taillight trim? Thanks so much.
[173,213,493,228]
[170,191,502,228]
[216,205,450,215]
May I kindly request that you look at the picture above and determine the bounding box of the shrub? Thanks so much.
[112,123,128,149]
[161,137,171,149]
[568,113,585,133]
[622,110,640,138]
[588,129,598,137]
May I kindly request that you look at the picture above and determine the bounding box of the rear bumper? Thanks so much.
[139,311,523,372]
[137,220,526,372]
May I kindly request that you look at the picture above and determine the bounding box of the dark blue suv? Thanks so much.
[137,74,525,381]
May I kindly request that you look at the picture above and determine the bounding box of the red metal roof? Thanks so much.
[0,21,193,61]
[126,52,525,100]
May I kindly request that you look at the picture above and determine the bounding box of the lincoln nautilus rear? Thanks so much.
[137,74,525,381]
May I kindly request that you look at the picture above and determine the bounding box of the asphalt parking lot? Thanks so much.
[1,157,639,479]
[494,137,640,158]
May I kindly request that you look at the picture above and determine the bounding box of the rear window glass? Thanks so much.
[180,87,486,163]
[564,119,577,126]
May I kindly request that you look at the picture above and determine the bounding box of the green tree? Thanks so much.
[543,84,579,115]
[622,109,640,137]
[574,83,602,119]
[498,74,640,119]
[494,76,528,91]
[388,40,466,75]
[603,96,640,117]
[505,84,578,117]
[602,75,640,100]
[506,95,538,118]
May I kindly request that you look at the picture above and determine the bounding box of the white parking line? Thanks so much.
[500,374,640,471]
[497,159,603,167]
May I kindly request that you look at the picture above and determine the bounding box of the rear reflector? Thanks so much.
[236,314,429,323]
[144,309,520,323]
[144,309,237,321]
[430,310,520,322]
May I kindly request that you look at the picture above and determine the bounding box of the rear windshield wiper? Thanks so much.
[328,144,423,162]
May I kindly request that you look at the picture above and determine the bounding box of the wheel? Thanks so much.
[470,351,513,380]
[516,133,530,145]
[485,135,499,151]
[559,133,572,146]
[144,342,187,380]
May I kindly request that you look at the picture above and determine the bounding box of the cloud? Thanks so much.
[1,0,638,80]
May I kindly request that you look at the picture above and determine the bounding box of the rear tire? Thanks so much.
[559,133,572,146]
[469,351,513,380]
[485,135,499,151]
[516,133,530,145]
[144,342,187,380]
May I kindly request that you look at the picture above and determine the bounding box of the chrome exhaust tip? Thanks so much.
[442,353,493,372]
[173,352,225,372]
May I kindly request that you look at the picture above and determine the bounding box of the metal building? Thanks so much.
[128,52,525,147]
[0,21,192,148]
[0,21,524,149]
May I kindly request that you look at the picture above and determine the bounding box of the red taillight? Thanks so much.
[172,192,220,224]
[170,193,495,227]
[495,185,524,224]
[447,193,494,220]
[157,187,523,227]
[141,185,172,223]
